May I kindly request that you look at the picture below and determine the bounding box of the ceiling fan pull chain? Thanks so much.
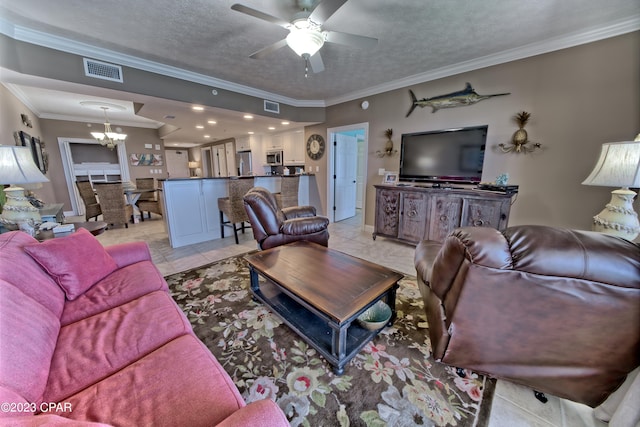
[304,57,310,78]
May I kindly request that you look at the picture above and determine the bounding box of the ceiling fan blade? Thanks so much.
[325,31,378,50]
[231,4,290,28]
[308,52,325,73]
[308,0,347,25]
[249,39,288,59]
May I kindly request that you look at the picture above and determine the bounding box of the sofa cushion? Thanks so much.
[0,232,65,318]
[55,335,245,426]
[24,229,118,301]
[0,280,60,405]
[43,291,192,403]
[60,260,168,326]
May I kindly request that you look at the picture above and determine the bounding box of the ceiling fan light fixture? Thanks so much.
[286,27,325,57]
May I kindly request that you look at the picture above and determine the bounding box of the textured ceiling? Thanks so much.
[1,0,638,144]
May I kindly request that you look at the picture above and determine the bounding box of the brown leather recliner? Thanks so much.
[243,187,329,250]
[414,225,640,407]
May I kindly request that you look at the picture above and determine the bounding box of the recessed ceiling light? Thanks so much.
[196,125,204,129]
[204,135,210,138]
[248,131,254,135]
[244,115,253,119]
[281,121,290,125]
[208,120,217,125]
[268,126,276,130]
[192,106,204,111]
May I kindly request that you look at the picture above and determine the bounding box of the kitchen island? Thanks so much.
[160,175,320,248]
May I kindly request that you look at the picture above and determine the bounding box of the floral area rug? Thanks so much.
[165,254,495,427]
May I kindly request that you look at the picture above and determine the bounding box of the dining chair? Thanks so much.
[75,180,102,221]
[94,182,134,228]
[275,175,300,209]
[135,178,163,221]
[217,177,254,244]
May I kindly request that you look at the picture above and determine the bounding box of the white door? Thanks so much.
[216,146,227,177]
[333,133,358,221]
[225,142,236,176]
[201,147,212,177]
[165,149,189,178]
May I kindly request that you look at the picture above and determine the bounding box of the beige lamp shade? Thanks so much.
[0,145,49,185]
[0,145,49,230]
[188,161,201,169]
[582,141,640,240]
[582,141,640,188]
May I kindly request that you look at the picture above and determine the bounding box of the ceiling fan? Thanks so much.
[231,0,378,75]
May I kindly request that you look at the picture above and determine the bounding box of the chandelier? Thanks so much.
[90,106,126,149]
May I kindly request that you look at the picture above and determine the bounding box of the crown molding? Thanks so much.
[38,113,161,129]
[3,82,41,115]
[2,15,637,109]
[0,18,326,108]
[324,16,640,106]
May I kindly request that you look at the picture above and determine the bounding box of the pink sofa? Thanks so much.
[0,230,288,427]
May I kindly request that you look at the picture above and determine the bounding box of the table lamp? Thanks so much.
[582,140,640,240]
[0,145,49,230]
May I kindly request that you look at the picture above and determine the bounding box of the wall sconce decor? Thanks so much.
[499,111,542,154]
[21,114,33,128]
[376,128,398,157]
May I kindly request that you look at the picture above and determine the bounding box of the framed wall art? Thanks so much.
[130,153,163,166]
[383,171,399,185]
[18,131,45,173]
[31,137,46,174]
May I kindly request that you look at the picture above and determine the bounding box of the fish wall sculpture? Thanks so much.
[406,83,510,117]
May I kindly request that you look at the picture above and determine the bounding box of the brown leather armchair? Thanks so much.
[243,187,329,250]
[415,225,640,407]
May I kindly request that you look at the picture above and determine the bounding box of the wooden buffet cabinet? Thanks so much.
[373,185,514,244]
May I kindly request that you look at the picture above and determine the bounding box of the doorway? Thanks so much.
[165,149,189,178]
[58,137,130,216]
[327,123,368,226]
[201,147,213,177]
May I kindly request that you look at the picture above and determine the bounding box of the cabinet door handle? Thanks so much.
[440,215,448,222]
[407,210,417,218]
[473,219,485,226]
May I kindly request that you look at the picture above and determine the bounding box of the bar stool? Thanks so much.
[217,178,255,244]
[276,175,300,209]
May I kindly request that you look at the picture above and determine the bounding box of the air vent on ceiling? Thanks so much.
[83,58,123,83]
[264,100,280,114]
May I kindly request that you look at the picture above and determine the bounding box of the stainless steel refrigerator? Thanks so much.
[236,151,252,176]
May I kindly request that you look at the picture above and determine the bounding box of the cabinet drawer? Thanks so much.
[399,192,428,243]
[375,189,400,237]
[460,199,508,229]
[428,196,462,242]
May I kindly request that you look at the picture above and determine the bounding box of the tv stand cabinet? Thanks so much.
[373,185,513,244]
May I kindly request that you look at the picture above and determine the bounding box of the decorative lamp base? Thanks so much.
[0,186,42,230]
[592,188,639,240]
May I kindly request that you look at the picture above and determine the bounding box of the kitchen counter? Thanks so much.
[160,175,320,248]
[159,174,314,181]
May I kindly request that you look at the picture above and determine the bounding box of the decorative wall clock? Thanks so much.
[306,134,326,160]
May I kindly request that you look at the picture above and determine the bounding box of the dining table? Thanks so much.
[123,188,156,223]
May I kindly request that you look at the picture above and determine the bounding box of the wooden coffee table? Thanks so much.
[245,241,403,375]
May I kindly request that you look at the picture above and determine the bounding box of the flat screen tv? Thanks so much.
[399,125,487,184]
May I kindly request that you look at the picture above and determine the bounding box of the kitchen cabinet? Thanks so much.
[263,134,284,150]
[236,135,260,152]
[283,131,306,165]
[373,185,512,244]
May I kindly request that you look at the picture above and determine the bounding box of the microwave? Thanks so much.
[266,150,283,165]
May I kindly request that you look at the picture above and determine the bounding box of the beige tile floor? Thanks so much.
[81,211,605,427]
